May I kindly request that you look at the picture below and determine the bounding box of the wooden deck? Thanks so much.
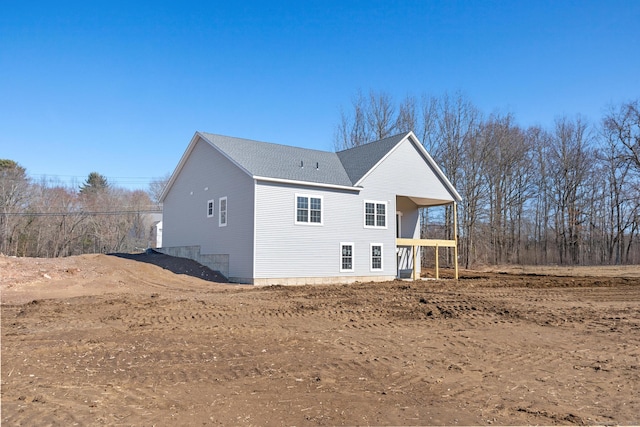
[396,238,458,280]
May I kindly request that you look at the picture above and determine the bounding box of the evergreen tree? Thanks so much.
[79,172,109,195]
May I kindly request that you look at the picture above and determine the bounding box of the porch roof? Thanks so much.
[400,195,456,208]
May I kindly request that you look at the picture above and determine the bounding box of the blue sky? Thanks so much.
[1,0,639,190]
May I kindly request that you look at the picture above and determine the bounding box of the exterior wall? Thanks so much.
[162,137,255,281]
[253,181,396,282]
[396,196,420,276]
[252,138,446,283]
[156,246,229,277]
[358,139,450,278]
[361,138,456,201]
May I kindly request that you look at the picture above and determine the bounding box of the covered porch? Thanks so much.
[395,195,459,280]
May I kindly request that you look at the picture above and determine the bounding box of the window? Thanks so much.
[364,201,387,228]
[296,194,323,225]
[370,244,383,271]
[340,243,354,272]
[219,197,227,227]
[207,200,214,218]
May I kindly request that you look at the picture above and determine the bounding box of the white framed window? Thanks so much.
[295,194,323,225]
[340,242,354,272]
[219,196,227,227]
[364,200,387,228]
[207,200,214,218]
[370,243,383,271]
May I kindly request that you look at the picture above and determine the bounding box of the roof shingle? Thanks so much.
[199,131,411,188]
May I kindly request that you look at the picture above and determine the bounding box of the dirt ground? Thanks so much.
[1,254,639,426]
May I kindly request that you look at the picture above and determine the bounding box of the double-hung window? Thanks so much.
[364,201,387,228]
[207,200,214,218]
[340,243,354,272]
[296,194,323,225]
[219,197,227,227]
[370,244,383,271]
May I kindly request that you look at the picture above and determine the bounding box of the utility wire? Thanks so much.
[2,209,162,217]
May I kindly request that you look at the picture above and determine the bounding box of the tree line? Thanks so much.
[336,91,640,266]
[0,165,164,257]
[2,94,638,266]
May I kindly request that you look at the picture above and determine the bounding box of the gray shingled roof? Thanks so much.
[336,133,410,184]
[199,132,412,187]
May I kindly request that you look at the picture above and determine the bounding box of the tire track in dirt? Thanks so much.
[3,269,640,426]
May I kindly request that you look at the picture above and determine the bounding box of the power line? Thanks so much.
[3,173,168,189]
[2,209,162,217]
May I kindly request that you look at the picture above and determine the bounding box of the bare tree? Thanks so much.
[334,90,398,150]
[149,173,171,204]
[548,116,594,264]
[596,103,640,264]
[529,126,554,264]
[481,114,532,264]
[428,93,480,265]
[416,95,439,154]
[334,90,373,150]
[604,100,640,171]
[457,123,490,267]
[366,90,396,140]
[28,182,86,257]
[395,95,418,135]
[326,93,640,267]
[0,160,31,255]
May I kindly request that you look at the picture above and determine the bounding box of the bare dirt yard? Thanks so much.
[2,253,639,426]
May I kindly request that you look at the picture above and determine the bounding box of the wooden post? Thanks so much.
[412,244,417,280]
[453,202,459,280]
[435,244,439,280]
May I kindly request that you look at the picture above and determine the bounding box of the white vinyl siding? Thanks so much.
[162,137,254,281]
[295,194,323,225]
[219,196,227,227]
[370,243,383,271]
[207,200,214,218]
[340,242,354,272]
[256,182,375,279]
[364,200,387,229]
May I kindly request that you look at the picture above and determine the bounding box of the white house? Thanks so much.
[159,131,461,285]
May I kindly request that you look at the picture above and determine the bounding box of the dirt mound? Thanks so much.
[1,256,639,425]
[0,252,235,305]
[110,250,228,283]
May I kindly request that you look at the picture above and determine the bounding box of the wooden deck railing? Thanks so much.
[396,238,458,280]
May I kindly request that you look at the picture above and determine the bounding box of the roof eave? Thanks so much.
[159,132,202,202]
[159,131,255,202]
[254,176,361,192]
[353,131,461,203]
[407,132,462,202]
